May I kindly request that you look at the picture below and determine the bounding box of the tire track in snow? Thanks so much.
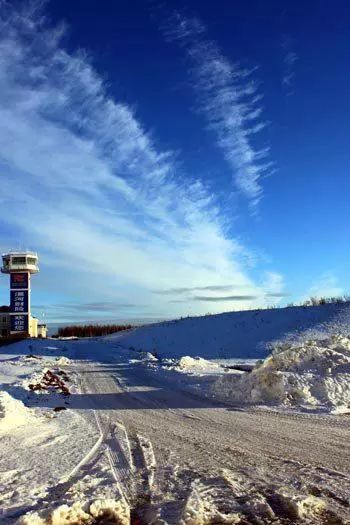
[75,350,350,523]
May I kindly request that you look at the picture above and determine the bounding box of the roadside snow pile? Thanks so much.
[211,335,350,412]
[139,351,158,362]
[56,356,71,366]
[176,356,222,373]
[0,391,33,430]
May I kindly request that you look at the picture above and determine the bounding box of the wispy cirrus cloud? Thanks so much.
[161,12,274,209]
[0,2,284,321]
[282,35,298,94]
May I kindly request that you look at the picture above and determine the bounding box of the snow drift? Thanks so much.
[112,302,350,359]
[211,335,350,412]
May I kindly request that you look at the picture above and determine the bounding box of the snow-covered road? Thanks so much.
[1,335,349,524]
[71,339,350,523]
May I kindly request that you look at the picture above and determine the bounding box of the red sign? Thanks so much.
[10,272,29,289]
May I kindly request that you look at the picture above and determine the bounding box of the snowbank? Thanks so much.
[0,391,33,430]
[211,335,350,412]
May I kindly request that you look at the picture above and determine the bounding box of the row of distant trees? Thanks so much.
[56,324,132,338]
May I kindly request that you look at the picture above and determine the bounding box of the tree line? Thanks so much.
[55,324,132,338]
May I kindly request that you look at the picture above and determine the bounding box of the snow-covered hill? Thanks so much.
[113,302,350,359]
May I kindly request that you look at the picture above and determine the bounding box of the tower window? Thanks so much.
[12,257,26,264]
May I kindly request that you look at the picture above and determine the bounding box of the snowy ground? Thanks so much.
[0,342,104,523]
[112,301,350,359]
[1,306,350,524]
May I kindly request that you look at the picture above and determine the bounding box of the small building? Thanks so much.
[0,306,10,337]
[0,308,47,338]
[30,317,38,338]
[38,323,48,338]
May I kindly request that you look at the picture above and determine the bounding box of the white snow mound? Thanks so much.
[140,351,158,361]
[0,391,33,430]
[176,356,221,372]
[211,335,350,412]
[18,498,130,525]
[56,356,71,366]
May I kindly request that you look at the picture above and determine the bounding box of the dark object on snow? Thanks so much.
[224,364,254,373]
[28,383,45,391]
[53,406,67,412]
[57,370,69,381]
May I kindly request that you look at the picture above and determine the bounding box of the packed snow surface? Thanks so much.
[112,302,350,359]
[211,335,350,412]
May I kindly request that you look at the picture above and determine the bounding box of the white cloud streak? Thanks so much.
[162,12,273,209]
[0,2,283,320]
[282,36,298,94]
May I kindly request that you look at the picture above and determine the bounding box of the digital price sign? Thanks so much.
[10,314,29,333]
[10,272,30,334]
[10,290,29,313]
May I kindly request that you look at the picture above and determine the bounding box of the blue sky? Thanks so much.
[0,0,349,325]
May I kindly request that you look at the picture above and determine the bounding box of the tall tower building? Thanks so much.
[1,252,39,335]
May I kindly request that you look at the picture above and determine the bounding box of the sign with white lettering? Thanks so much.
[10,289,29,313]
[10,272,30,334]
[10,314,29,333]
